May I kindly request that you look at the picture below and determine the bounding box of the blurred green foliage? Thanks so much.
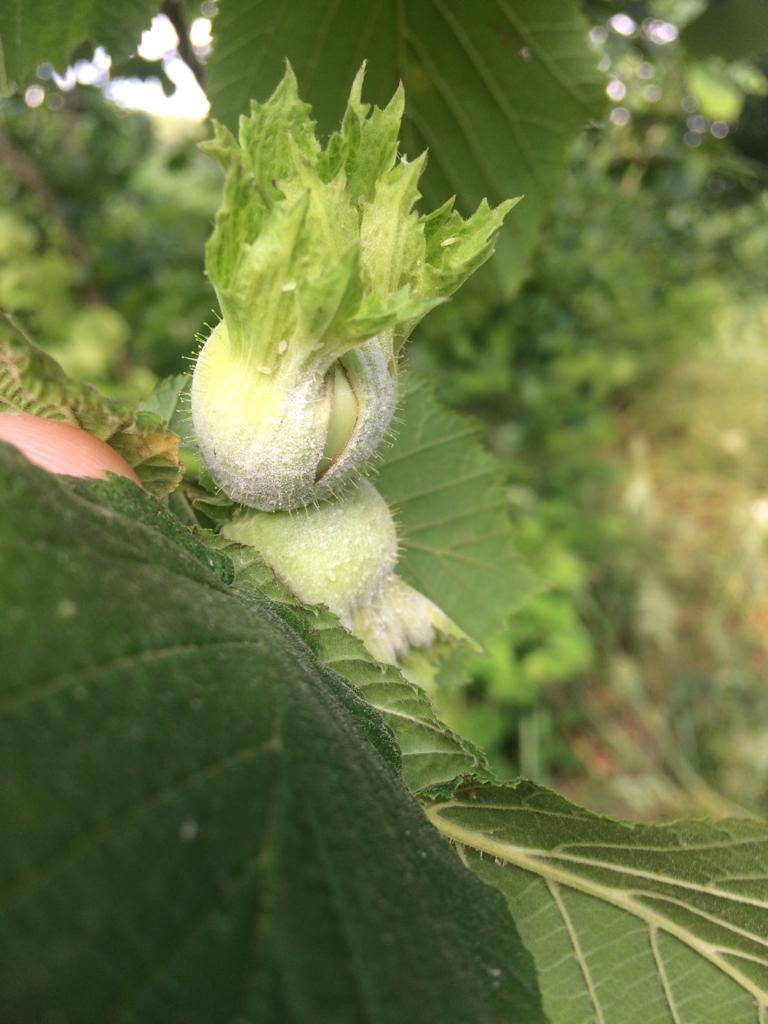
[0,85,218,398]
[413,7,768,807]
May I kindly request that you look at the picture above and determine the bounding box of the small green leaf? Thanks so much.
[137,374,191,432]
[108,412,184,499]
[426,779,768,1024]
[139,374,198,459]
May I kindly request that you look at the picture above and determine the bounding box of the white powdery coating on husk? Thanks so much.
[191,326,397,510]
[192,345,325,510]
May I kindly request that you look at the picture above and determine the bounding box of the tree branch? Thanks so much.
[162,1,206,88]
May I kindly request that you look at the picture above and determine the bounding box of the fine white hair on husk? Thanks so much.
[191,324,397,511]
[222,479,399,615]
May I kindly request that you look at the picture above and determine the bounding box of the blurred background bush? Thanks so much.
[2,0,767,820]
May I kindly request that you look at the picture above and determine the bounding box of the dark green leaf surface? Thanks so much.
[426,780,768,1024]
[0,446,544,1024]
[207,0,605,293]
[376,376,536,649]
[221,543,493,792]
[0,0,158,93]
[138,373,193,437]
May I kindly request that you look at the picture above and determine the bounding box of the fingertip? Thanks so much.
[0,413,141,485]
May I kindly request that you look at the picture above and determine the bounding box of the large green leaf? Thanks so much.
[218,540,494,792]
[0,445,545,1023]
[206,0,605,294]
[376,376,537,649]
[426,780,768,1024]
[0,0,158,93]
